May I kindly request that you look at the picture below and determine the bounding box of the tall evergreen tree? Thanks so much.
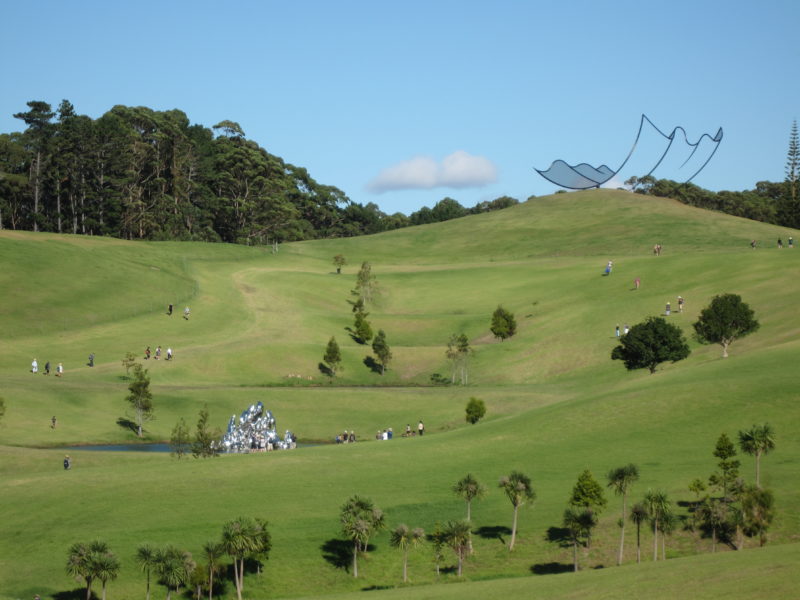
[13,101,54,231]
[709,433,740,501]
[323,337,342,378]
[371,329,392,374]
[782,120,800,227]
[125,363,154,437]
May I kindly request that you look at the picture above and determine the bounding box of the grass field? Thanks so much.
[1,189,798,599]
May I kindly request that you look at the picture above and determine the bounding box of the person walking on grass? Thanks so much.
[56,363,64,377]
[31,358,38,374]
[184,306,190,320]
[168,303,173,315]
[418,420,425,436]
[677,296,684,313]
[166,347,173,361]
[634,277,640,290]
[665,302,671,316]
[155,346,161,360]
[44,361,50,375]
[615,324,620,337]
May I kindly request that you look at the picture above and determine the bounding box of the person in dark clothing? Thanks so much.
[44,361,51,375]
[63,455,71,470]
[168,303,173,315]
[88,353,94,367]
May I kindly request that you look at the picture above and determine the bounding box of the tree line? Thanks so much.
[0,100,518,242]
[624,120,800,229]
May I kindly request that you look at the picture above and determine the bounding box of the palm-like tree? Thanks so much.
[659,510,678,560]
[562,507,597,572]
[340,496,385,578]
[498,471,536,550]
[452,474,486,522]
[202,541,224,600]
[66,540,110,600]
[628,502,648,564]
[136,543,158,600]
[156,545,195,600]
[340,496,385,553]
[441,520,471,576]
[738,424,776,488]
[221,517,260,599]
[607,463,639,565]
[95,551,120,600]
[643,489,670,561]
[341,514,370,577]
[389,524,425,582]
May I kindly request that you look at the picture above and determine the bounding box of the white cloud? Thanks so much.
[367,151,497,193]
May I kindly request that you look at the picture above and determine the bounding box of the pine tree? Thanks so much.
[371,329,392,374]
[323,337,342,378]
[125,364,154,437]
[787,120,799,204]
[781,120,800,227]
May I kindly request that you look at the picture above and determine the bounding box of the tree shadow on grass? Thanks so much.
[362,585,392,591]
[546,526,571,548]
[318,363,333,378]
[530,562,573,575]
[321,539,378,573]
[116,417,139,434]
[363,356,382,374]
[474,525,511,545]
[321,538,352,571]
[53,589,94,600]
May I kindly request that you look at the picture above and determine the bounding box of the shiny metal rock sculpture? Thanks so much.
[221,401,296,452]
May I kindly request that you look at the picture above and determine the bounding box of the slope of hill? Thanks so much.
[0,189,797,599]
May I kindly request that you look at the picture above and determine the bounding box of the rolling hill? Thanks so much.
[0,189,797,599]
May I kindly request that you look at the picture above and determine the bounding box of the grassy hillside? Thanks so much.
[0,189,798,599]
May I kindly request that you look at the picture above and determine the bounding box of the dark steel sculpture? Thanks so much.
[535,114,723,190]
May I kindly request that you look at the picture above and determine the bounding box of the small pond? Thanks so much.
[60,442,320,453]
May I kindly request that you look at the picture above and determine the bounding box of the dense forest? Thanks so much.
[0,100,518,243]
[1,101,797,243]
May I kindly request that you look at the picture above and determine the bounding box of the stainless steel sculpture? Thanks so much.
[220,401,296,452]
[535,114,723,190]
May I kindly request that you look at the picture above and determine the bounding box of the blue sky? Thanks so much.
[2,0,798,215]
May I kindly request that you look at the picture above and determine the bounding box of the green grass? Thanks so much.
[0,189,798,599]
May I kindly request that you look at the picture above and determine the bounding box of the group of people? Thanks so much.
[31,358,63,377]
[167,304,191,320]
[336,430,357,443]
[144,345,174,361]
[336,420,426,444]
[665,296,685,316]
